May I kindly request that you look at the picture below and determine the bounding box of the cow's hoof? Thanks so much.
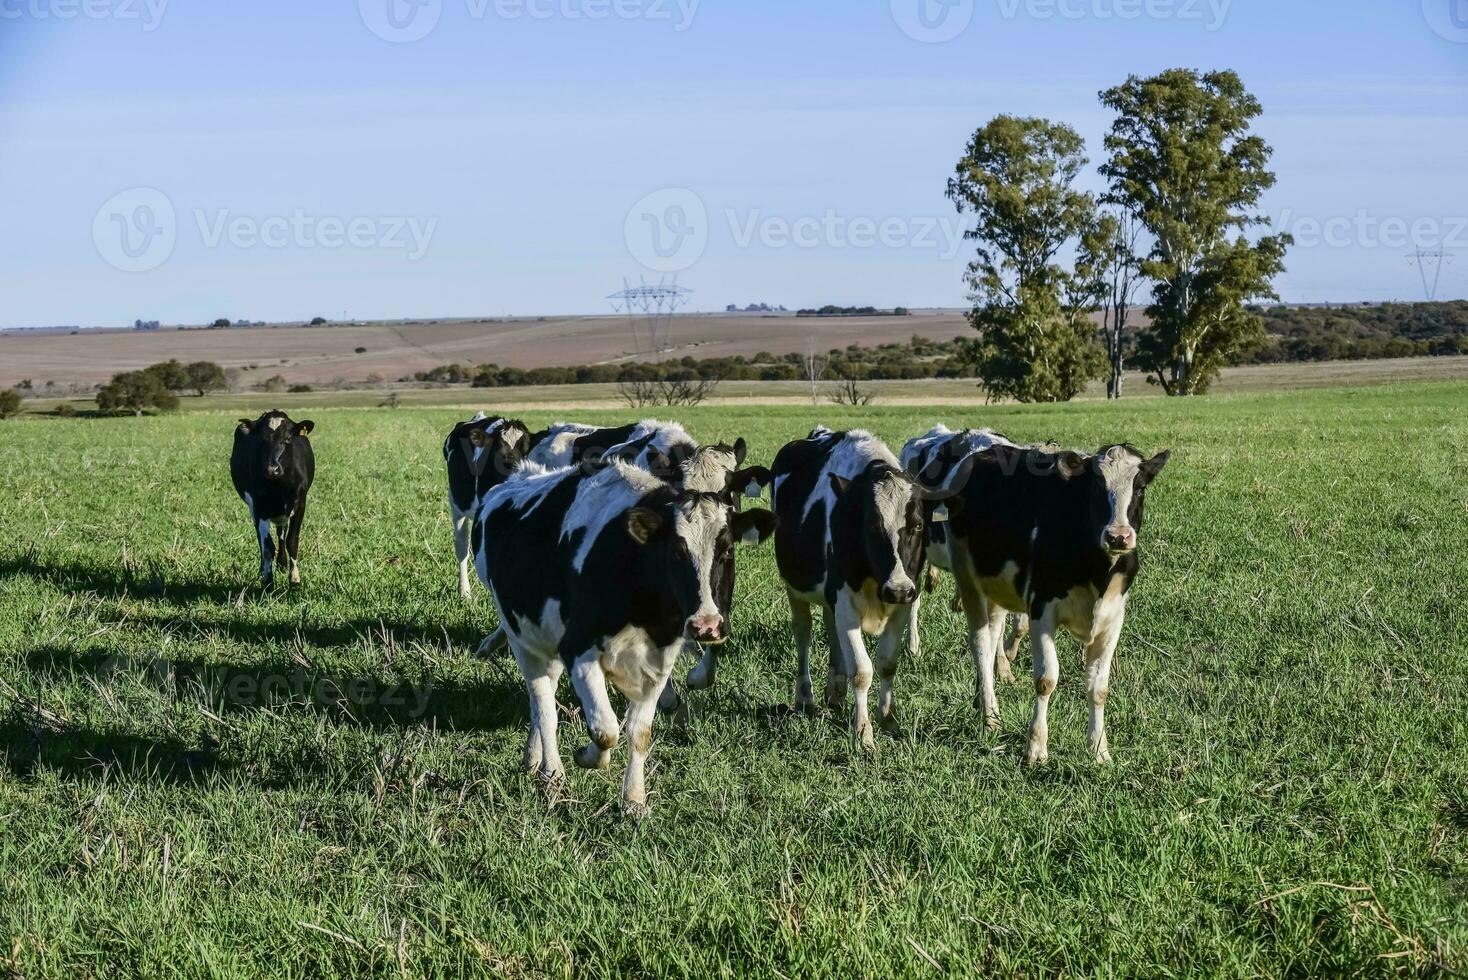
[985,713,1001,732]
[536,766,565,787]
[289,569,301,586]
[574,744,611,770]
[622,798,651,821]
[997,663,1016,684]
[949,595,963,613]
[458,585,472,600]
[878,708,901,734]
[1090,744,1112,764]
[794,696,817,717]
[1025,745,1048,766]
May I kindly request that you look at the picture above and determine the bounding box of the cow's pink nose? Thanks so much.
[1104,527,1136,551]
[685,614,725,642]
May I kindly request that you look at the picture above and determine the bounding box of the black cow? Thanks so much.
[769,427,936,753]
[444,412,531,598]
[944,443,1170,764]
[474,459,775,814]
[230,411,316,587]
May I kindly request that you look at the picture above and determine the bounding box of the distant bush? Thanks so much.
[288,384,313,393]
[184,360,226,396]
[364,373,385,384]
[96,371,179,415]
[261,375,288,393]
[0,389,21,418]
[53,403,77,418]
[311,316,328,326]
[354,346,367,354]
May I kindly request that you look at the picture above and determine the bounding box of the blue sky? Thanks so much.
[1,0,1466,327]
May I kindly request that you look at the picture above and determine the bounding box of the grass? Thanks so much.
[1,382,1466,977]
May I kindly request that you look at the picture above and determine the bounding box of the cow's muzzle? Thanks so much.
[1103,526,1137,554]
[684,613,726,644]
[880,583,918,605]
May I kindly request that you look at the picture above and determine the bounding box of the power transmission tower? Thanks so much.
[608,276,692,360]
[1407,249,1453,301]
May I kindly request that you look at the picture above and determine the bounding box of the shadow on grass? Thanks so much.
[0,716,226,785]
[19,645,528,733]
[0,551,245,606]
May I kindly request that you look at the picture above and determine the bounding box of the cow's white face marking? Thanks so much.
[681,447,737,494]
[1097,446,1143,551]
[675,496,728,624]
[267,416,284,431]
[874,474,917,595]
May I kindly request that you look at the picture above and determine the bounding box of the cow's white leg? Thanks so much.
[620,692,661,816]
[953,564,1000,729]
[875,603,909,729]
[256,516,274,586]
[513,645,563,781]
[834,591,875,754]
[685,643,719,691]
[1026,608,1061,765]
[790,596,815,712]
[821,603,846,710]
[452,513,473,599]
[1083,614,1124,764]
[570,652,619,770]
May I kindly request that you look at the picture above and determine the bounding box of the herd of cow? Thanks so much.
[230,410,1170,815]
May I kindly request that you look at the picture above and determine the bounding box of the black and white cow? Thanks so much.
[944,443,1169,763]
[474,459,775,813]
[528,418,771,500]
[230,411,316,587]
[444,412,531,598]
[770,427,935,752]
[527,418,773,697]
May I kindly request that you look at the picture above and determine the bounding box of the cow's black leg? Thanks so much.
[821,603,847,711]
[284,495,306,585]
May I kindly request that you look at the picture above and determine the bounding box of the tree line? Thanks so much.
[949,68,1292,401]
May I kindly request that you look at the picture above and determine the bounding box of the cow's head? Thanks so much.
[679,437,774,503]
[1058,444,1170,559]
[623,490,776,644]
[456,416,532,481]
[238,411,313,483]
[829,467,928,605]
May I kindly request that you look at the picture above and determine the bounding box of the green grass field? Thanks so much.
[2,383,1466,977]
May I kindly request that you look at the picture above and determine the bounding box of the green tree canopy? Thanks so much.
[947,115,1104,402]
[1100,68,1291,395]
[96,371,180,416]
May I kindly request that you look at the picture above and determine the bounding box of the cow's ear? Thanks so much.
[730,466,772,499]
[1057,451,1088,479]
[517,432,531,457]
[294,420,315,436]
[236,418,254,433]
[732,437,747,466]
[625,507,664,545]
[1140,450,1171,484]
[731,508,776,546]
[828,473,852,496]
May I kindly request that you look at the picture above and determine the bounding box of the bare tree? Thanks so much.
[618,376,721,408]
[829,378,876,406]
[1097,210,1145,399]
[802,340,829,406]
